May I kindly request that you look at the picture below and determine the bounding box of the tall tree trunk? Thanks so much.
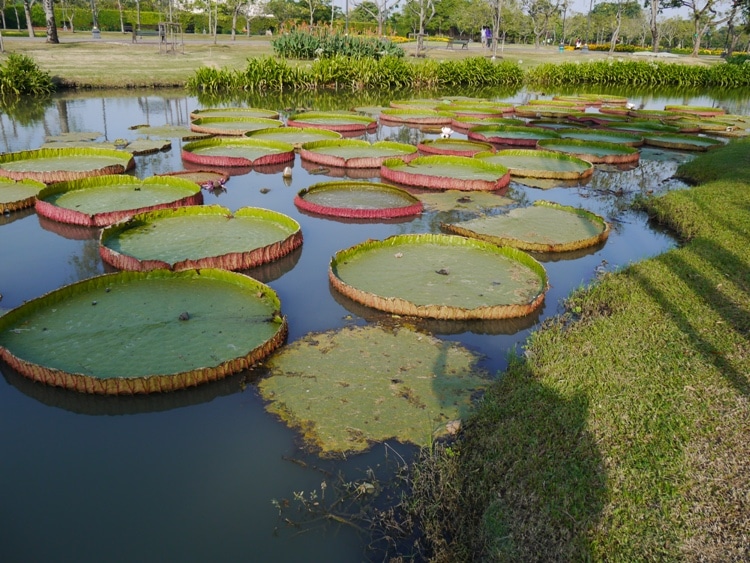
[609,7,622,54]
[44,0,59,42]
[648,0,660,52]
[23,0,34,38]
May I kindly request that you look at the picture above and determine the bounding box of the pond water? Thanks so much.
[0,87,747,562]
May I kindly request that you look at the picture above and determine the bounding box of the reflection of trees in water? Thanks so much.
[67,239,105,283]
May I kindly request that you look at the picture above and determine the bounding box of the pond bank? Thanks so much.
[404,138,750,560]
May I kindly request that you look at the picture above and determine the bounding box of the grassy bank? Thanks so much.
[404,139,749,560]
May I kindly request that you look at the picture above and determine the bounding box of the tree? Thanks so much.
[352,0,400,34]
[645,0,662,51]
[404,0,436,54]
[524,0,561,48]
[23,0,35,38]
[667,0,733,56]
[44,0,59,43]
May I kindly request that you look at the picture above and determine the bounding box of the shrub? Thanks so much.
[0,53,54,98]
[272,30,404,60]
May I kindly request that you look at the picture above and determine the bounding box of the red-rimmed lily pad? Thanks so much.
[181,137,295,168]
[41,138,173,157]
[130,124,212,141]
[417,138,495,157]
[627,108,681,120]
[450,116,526,132]
[0,147,135,183]
[0,268,287,395]
[0,176,46,213]
[468,124,561,146]
[557,127,644,147]
[379,108,454,125]
[663,105,726,118]
[536,138,640,165]
[329,233,548,320]
[294,180,423,219]
[189,107,280,120]
[435,101,515,118]
[475,149,594,180]
[603,120,681,134]
[35,175,203,227]
[640,132,724,151]
[381,155,511,192]
[190,116,283,136]
[286,112,377,133]
[246,126,342,149]
[99,205,302,271]
[257,324,490,457]
[299,139,418,168]
[441,200,610,252]
[512,105,582,118]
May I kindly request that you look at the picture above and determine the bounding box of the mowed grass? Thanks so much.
[1,32,709,89]
[409,139,749,561]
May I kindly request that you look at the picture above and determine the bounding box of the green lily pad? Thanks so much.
[441,200,610,252]
[381,154,511,192]
[0,269,287,394]
[246,126,342,149]
[641,132,724,151]
[44,131,103,143]
[0,176,46,213]
[450,116,526,132]
[41,138,172,156]
[294,180,423,219]
[557,127,644,147]
[379,108,454,125]
[468,124,561,146]
[417,138,495,157]
[190,116,283,136]
[286,112,377,133]
[258,324,489,456]
[536,138,640,165]
[181,137,295,168]
[476,149,594,180]
[300,139,417,168]
[35,175,203,227]
[329,233,548,320]
[189,107,280,120]
[99,205,303,271]
[0,147,135,183]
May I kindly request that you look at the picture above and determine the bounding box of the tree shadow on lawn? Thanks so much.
[432,356,606,561]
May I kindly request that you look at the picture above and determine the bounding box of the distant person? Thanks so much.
[484,27,492,49]
[480,26,487,48]
[575,38,582,50]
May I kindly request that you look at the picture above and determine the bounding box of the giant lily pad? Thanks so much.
[286,112,377,133]
[0,268,287,395]
[246,126,342,150]
[417,138,495,157]
[557,127,644,147]
[99,205,302,271]
[379,108,454,125]
[0,176,46,213]
[294,180,422,219]
[435,101,515,118]
[0,147,135,183]
[329,233,548,320]
[258,324,489,456]
[536,138,640,165]
[181,137,295,168]
[450,116,525,133]
[468,124,561,147]
[512,105,582,119]
[603,120,681,134]
[441,200,610,252]
[416,190,514,213]
[476,149,594,180]
[35,175,203,227]
[190,107,280,120]
[190,116,283,136]
[299,139,418,169]
[641,132,724,151]
[381,155,511,192]
[130,124,212,141]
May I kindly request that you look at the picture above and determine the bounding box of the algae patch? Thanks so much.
[258,325,489,457]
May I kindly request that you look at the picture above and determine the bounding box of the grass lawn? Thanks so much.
[0,32,719,89]
[408,139,749,561]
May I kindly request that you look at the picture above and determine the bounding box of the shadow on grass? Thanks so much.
[412,355,606,561]
[632,243,749,397]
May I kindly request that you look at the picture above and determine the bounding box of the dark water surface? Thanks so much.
[0,88,746,562]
